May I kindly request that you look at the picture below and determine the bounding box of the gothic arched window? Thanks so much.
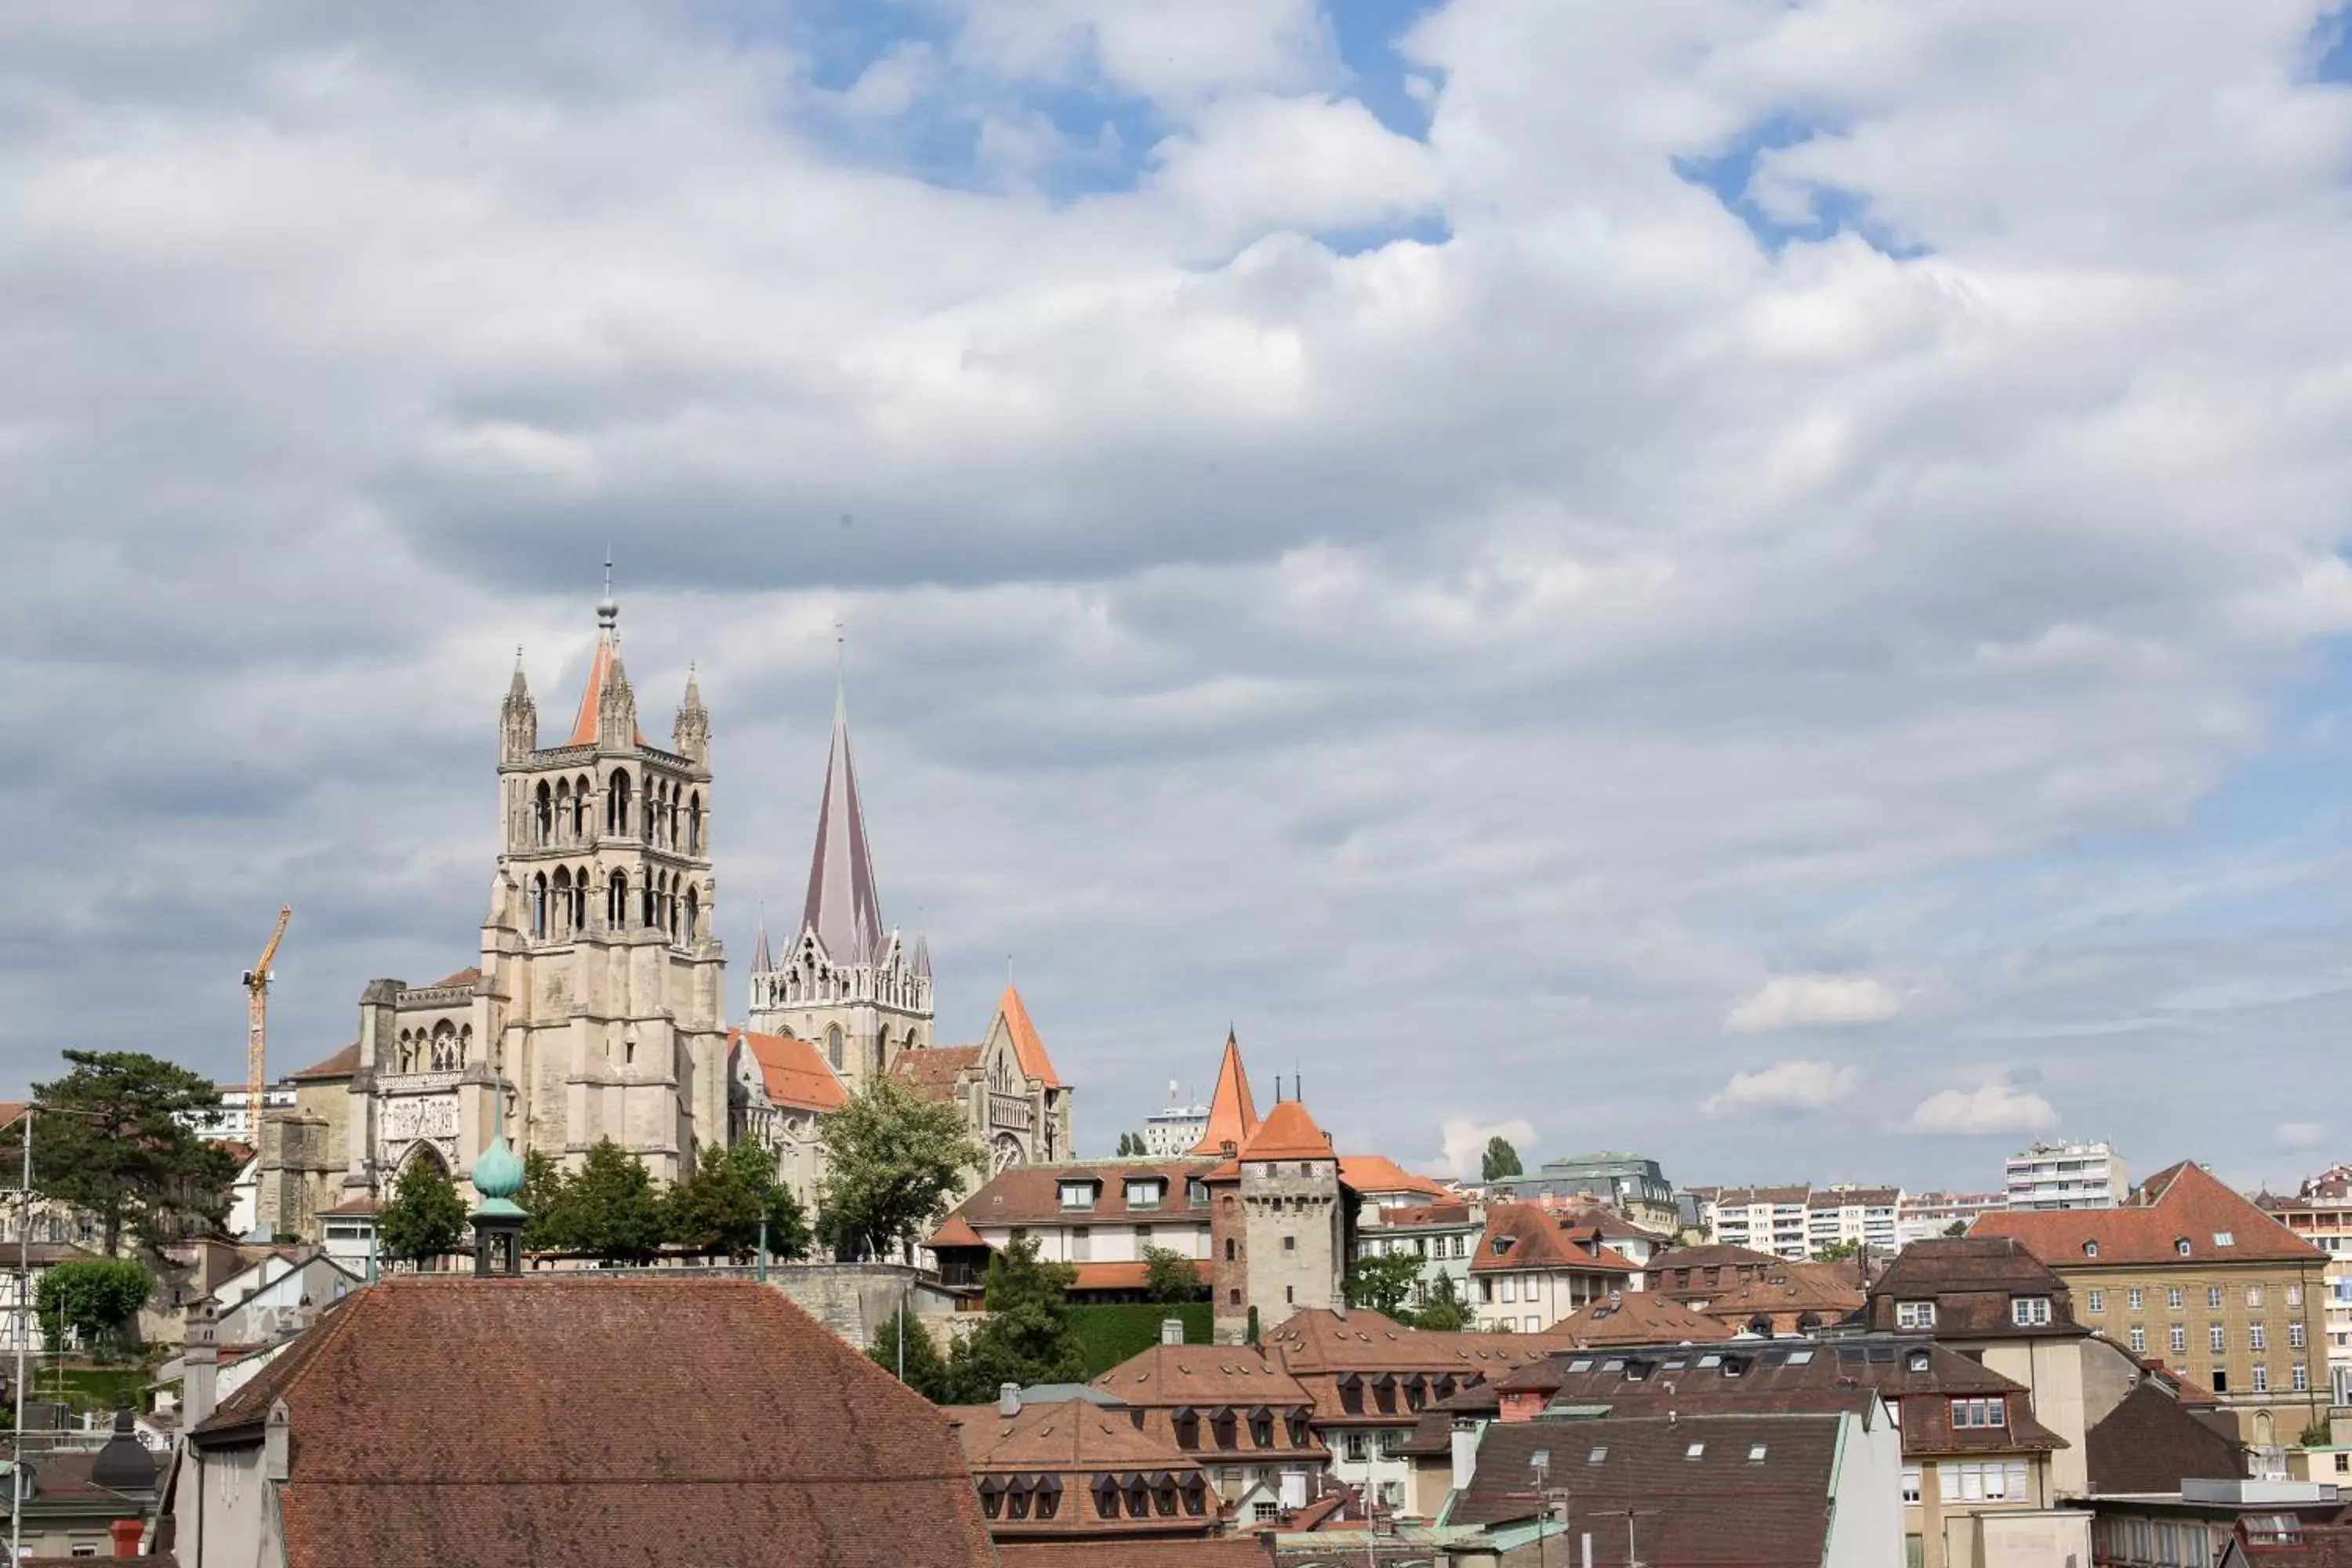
[458,1024,472,1069]
[533,781,553,846]
[573,866,589,929]
[827,1025,844,1071]
[553,867,572,938]
[572,776,590,838]
[684,886,700,943]
[688,792,702,854]
[608,869,629,929]
[554,779,571,844]
[607,769,631,836]
[430,1020,456,1072]
[531,873,548,940]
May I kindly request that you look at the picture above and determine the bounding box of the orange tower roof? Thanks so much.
[1189,1032,1259,1156]
[1239,1098,1334,1161]
[994,985,1061,1091]
[564,586,646,748]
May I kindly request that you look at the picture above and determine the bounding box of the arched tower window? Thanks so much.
[554,779,572,844]
[827,1025,844,1072]
[430,1020,457,1072]
[608,869,629,928]
[552,866,572,938]
[607,769,631,836]
[458,1023,472,1068]
[684,885,700,942]
[573,866,589,929]
[531,873,548,940]
[688,792,702,854]
[572,775,590,838]
[533,781,553,846]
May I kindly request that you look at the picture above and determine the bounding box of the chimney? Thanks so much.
[998,1382,1022,1417]
[1450,1420,1481,1491]
[183,1300,220,1431]
[1160,1318,1185,1346]
[110,1519,142,1558]
[263,1398,291,1483]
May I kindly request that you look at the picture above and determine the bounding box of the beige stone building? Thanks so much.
[278,583,730,1213]
[1207,1098,1350,1344]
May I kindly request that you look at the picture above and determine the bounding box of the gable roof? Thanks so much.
[1336,1156,1451,1200]
[194,1276,993,1568]
[953,1161,1213,1229]
[1973,1161,2324,1267]
[1468,1203,1642,1276]
[1188,1034,1258,1156]
[1238,1099,1334,1162]
[1864,1236,2084,1338]
[1260,1309,1549,1377]
[287,1042,359,1082]
[2088,1381,2248,1494]
[730,1029,848,1114]
[1549,1292,1736,1347]
[1092,1342,1316,1408]
[991,986,1061,1091]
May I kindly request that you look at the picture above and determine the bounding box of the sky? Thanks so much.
[3,1,2352,1196]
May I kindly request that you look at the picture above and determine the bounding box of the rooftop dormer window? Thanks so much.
[2009,1296,2052,1327]
[1058,1181,1098,1210]
[2212,1231,2235,1247]
[1895,1301,1936,1330]
[2082,1241,2098,1258]
[1124,1178,1166,1210]
[2175,1237,2193,1256]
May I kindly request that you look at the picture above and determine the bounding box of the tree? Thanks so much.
[1816,1238,1863,1262]
[2,1052,240,1254]
[668,1143,811,1261]
[1481,1137,1523,1184]
[1414,1273,1470,1333]
[548,1139,665,1262]
[34,1258,152,1354]
[519,1149,567,1252]
[816,1076,985,1262]
[1344,1250,1425,1319]
[946,1236,1085,1401]
[867,1305,952,1402]
[1943,1220,1970,1238]
[1142,1244,1207,1304]
[1116,1132,1145,1157]
[379,1156,467,1265]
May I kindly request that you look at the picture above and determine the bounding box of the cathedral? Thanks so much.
[259,583,1071,1240]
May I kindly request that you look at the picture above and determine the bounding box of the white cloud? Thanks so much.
[1433,1117,1537,1181]
[1726,976,1904,1033]
[1700,1059,1860,1118]
[2278,1122,2327,1150]
[1907,1085,2061,1138]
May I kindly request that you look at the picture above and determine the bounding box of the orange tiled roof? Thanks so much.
[1337,1156,1451,1199]
[927,1215,986,1250]
[424,967,481,991]
[729,1029,848,1114]
[1548,1292,1735,1347]
[289,1043,360,1081]
[993,985,1061,1091]
[1092,1342,1316,1408]
[1067,1260,1203,1293]
[1468,1202,1644,1276]
[1188,1035,1258,1156]
[1973,1161,2323,1267]
[1238,1100,1333,1162]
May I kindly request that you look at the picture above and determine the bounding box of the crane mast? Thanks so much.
[243,906,291,1142]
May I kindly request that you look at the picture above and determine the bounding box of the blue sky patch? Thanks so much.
[1675,112,1929,259]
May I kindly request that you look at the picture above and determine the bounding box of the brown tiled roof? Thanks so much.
[993,985,1062,1091]
[191,1276,993,1568]
[1864,1236,2085,1338]
[1363,1202,1475,1231]
[318,1196,380,1217]
[1548,1293,1736,1347]
[1468,1203,1641,1276]
[1238,1100,1334,1162]
[1188,1036,1258,1156]
[2087,1381,2247,1494]
[1261,1309,1550,1377]
[892,1046,982,1102]
[1973,1161,2325,1267]
[731,1028,848,1113]
[1694,1262,1863,1323]
[929,1215,986,1249]
[1518,1334,2065,1461]
[948,1399,1191,1472]
[1712,1186,1811,1207]
[956,1162,1213,1229]
[287,1043,358,1081]
[994,1541,1272,1568]
[424,967,481,991]
[1647,1244,1786,1274]
[1093,1344,1316,1410]
[1454,1412,1843,1563]
[1068,1261,1202,1294]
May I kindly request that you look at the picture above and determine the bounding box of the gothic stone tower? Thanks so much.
[1209,1096,1351,1345]
[746,681,931,1089]
[470,583,727,1181]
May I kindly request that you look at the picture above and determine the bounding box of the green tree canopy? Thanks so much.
[519,1148,567,1253]
[946,1236,1085,1402]
[34,1258,152,1352]
[1,1052,240,1254]
[817,1076,985,1263]
[379,1156,468,1265]
[1412,1273,1470,1332]
[867,1304,952,1403]
[1142,1244,1208,1303]
[1816,1238,1863,1262]
[1480,1137,1523,1183]
[1343,1250,1425,1318]
[667,1142,812,1261]
[545,1139,666,1262]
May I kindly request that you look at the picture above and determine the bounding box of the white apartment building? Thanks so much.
[1805,1186,1904,1254]
[1709,1186,1816,1259]
[2259,1171,2352,1406]
[1895,1191,2009,1247]
[2004,1140,2128,1210]
[1355,1202,1482,1312]
[1141,1081,1209,1157]
[187,1081,299,1144]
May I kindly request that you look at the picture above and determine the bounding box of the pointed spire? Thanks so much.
[1190,1031,1259,1156]
[673,661,710,764]
[800,668,884,964]
[566,570,644,750]
[753,904,774,975]
[993,985,1061,1090]
[912,931,931,980]
[501,646,538,760]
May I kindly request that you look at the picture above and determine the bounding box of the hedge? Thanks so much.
[1068,1301,1212,1376]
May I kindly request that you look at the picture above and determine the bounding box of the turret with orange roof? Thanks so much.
[1189,1030,1259,1156]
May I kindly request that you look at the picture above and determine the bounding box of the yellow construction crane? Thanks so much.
[242,906,291,1141]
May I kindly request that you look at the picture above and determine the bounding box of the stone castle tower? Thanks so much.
[745,679,932,1088]
[1209,1094,1349,1345]
[311,581,728,1205]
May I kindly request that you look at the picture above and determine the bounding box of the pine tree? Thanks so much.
[867,1305,952,1402]
[1481,1136,1523,1182]
[1,1051,240,1254]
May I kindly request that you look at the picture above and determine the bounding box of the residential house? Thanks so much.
[1690,1258,1864,1336]
[1974,1160,2332,1451]
[1545,1290,1734,1348]
[1644,1243,1788,1306]
[1258,1308,1548,1513]
[1091,1334,1327,1504]
[1806,1185,1904,1255]
[174,1276,996,1568]
[1897,1191,2009,1247]
[942,1160,1214,1300]
[1705,1185,1813,1258]
[1446,1408,1905,1568]
[1466,1202,1642,1334]
[2259,1169,2352,1406]
[944,1385,1224,1546]
[1352,1202,1482,1316]
[5,1410,162,1560]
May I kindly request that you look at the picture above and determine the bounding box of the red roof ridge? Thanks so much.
[994,985,1061,1090]
[1239,1098,1334,1161]
[728,1028,848,1113]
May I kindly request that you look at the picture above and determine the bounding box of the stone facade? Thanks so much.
[1210,1099,1349,1344]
